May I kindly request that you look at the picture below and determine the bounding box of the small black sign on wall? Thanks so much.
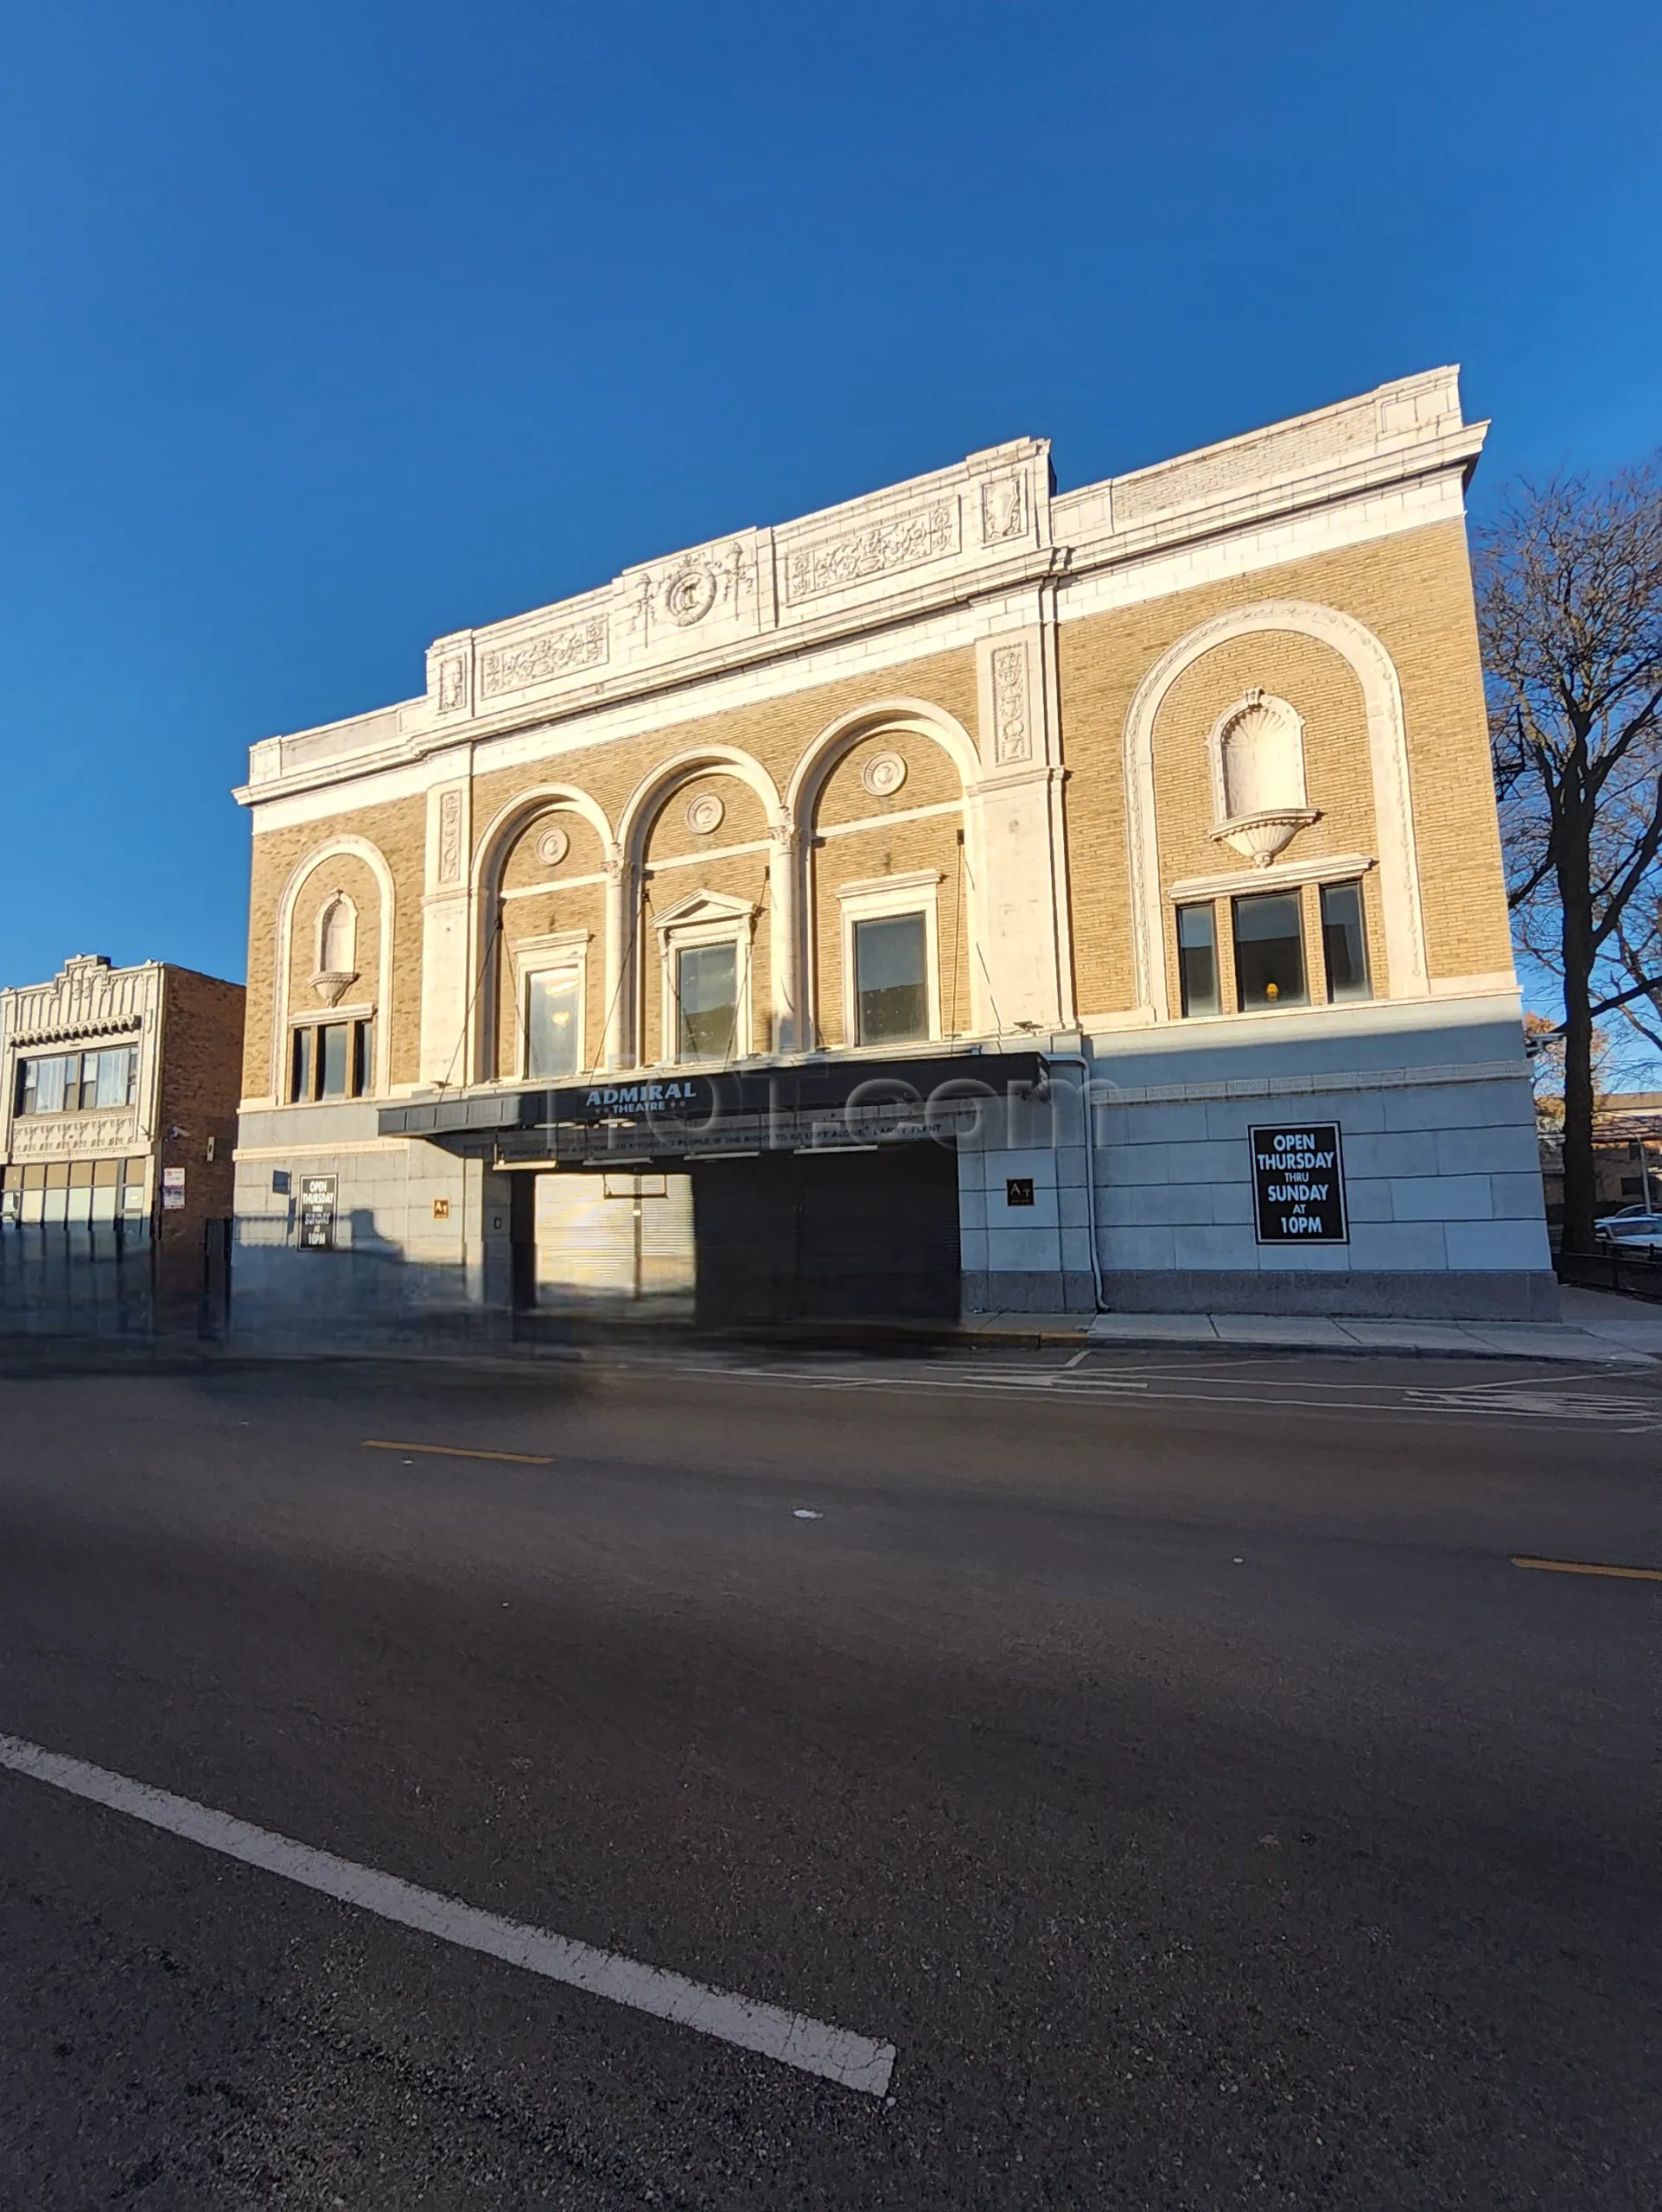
[298,1173,337,1251]
[1005,1178,1035,1207]
[1249,1124,1347,1244]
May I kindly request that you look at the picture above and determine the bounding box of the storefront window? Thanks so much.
[1176,904,1219,1017]
[854,913,928,1044]
[1232,891,1307,1011]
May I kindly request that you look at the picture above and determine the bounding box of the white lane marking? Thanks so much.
[680,1362,1662,1432]
[1063,1351,1091,1370]
[0,1734,895,2098]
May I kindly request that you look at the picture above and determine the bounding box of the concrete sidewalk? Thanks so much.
[965,1286,1662,1363]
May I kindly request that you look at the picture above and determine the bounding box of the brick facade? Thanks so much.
[231,370,1552,1329]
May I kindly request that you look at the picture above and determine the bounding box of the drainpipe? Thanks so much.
[1040,1052,1104,1313]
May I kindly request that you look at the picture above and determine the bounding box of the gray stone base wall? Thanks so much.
[1097,1268,1560,1322]
[962,1269,1096,1316]
[232,1106,513,1345]
[956,1002,1559,1325]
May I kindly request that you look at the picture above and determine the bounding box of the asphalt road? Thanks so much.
[1,1344,1659,2209]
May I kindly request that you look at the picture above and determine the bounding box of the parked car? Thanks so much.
[1594,1209,1662,1255]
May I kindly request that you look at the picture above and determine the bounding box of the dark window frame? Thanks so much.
[287,1018,375,1103]
[1231,889,1309,1013]
[851,911,931,1047]
[1320,880,1372,1004]
[1176,902,1221,1019]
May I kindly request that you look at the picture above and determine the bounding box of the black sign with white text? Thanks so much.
[298,1173,337,1251]
[1249,1123,1347,1244]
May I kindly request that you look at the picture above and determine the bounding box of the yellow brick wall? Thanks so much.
[1058,518,1512,1017]
[242,518,1510,1091]
[1151,633,1387,1005]
[243,793,425,1100]
[285,853,385,1022]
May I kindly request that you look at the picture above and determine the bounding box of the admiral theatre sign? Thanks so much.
[1249,1124,1347,1243]
[576,1079,708,1118]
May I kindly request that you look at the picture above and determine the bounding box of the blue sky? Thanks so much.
[2,0,1659,994]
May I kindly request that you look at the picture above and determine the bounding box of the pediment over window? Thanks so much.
[652,888,758,933]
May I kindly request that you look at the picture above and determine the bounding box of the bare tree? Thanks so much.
[1478,462,1662,1251]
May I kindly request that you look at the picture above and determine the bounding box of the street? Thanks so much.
[1,1345,1659,2209]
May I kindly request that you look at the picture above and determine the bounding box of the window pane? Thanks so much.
[95,1047,133,1109]
[1232,892,1307,1011]
[526,970,581,1080]
[677,943,738,1061]
[290,1027,314,1103]
[1321,881,1372,1002]
[354,1019,375,1096]
[26,1056,67,1115]
[1176,904,1219,1018]
[854,913,928,1044]
[318,1023,350,1098]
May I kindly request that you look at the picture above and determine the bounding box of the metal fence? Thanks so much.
[0,1218,233,1338]
[1556,1246,1662,1304]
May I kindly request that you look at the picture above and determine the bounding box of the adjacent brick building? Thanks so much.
[232,368,1555,1334]
[0,956,245,1332]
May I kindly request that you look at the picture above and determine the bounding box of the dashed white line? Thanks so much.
[0,1733,896,2098]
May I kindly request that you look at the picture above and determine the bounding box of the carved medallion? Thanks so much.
[685,793,725,836]
[661,564,721,627]
[861,752,907,798]
[535,824,570,868]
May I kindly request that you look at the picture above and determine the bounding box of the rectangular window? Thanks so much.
[94,1046,136,1108]
[288,1020,373,1103]
[20,1054,67,1115]
[526,969,582,1080]
[853,913,929,1045]
[1321,881,1372,1003]
[318,1022,351,1099]
[1232,891,1307,1011]
[1176,903,1220,1018]
[16,1046,136,1116]
[676,942,739,1062]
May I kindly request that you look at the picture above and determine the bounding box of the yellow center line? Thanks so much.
[363,1440,553,1465]
[1512,1555,1662,1583]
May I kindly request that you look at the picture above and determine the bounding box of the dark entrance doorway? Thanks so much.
[691,1143,960,1327]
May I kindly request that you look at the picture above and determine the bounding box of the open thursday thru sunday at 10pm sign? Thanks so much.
[1249,1124,1347,1243]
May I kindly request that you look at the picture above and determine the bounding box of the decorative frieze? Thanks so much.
[990,642,1033,766]
[437,790,464,885]
[781,498,959,606]
[479,614,609,701]
[979,474,1028,546]
[436,654,468,715]
[5,957,156,1047]
[10,1111,137,1160]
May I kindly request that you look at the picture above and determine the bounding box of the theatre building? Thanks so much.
[231,367,1554,1337]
